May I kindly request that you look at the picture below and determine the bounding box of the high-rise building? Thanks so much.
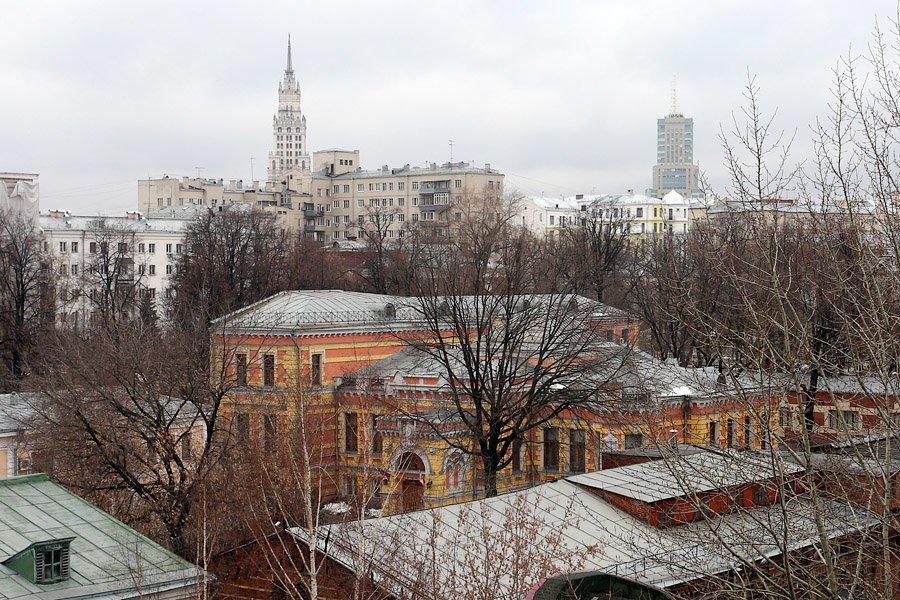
[267,35,309,183]
[649,88,704,200]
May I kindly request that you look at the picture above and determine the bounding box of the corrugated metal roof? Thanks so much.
[0,474,202,600]
[304,462,874,597]
[213,290,631,333]
[567,450,803,503]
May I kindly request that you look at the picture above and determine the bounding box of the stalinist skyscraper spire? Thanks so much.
[267,34,310,183]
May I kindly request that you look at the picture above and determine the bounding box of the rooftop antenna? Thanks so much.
[250,156,255,182]
[195,166,204,179]
[670,76,679,116]
[449,140,455,162]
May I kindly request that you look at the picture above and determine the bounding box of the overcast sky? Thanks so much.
[1,1,891,214]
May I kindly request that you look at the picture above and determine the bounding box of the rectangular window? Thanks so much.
[235,353,247,386]
[709,420,719,445]
[343,199,350,208]
[543,427,559,471]
[343,185,350,193]
[180,433,192,460]
[166,264,173,275]
[398,182,405,191]
[71,242,78,253]
[624,433,643,449]
[234,413,250,444]
[148,243,156,253]
[35,546,69,583]
[569,430,586,474]
[744,415,752,447]
[311,353,323,385]
[636,207,643,218]
[262,354,275,387]
[357,184,364,192]
[344,413,359,452]
[166,243,173,253]
[829,410,860,430]
[371,414,383,454]
[176,243,183,253]
[118,242,128,253]
[727,418,736,447]
[138,243,145,253]
[58,242,66,252]
[149,264,156,275]
[512,438,522,473]
[138,264,145,275]
[263,414,278,453]
[412,182,419,190]
[455,179,462,188]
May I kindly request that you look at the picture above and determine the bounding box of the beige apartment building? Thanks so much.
[303,152,503,243]
[137,37,504,242]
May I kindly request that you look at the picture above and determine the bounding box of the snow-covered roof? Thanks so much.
[524,196,580,211]
[301,458,875,597]
[567,450,803,503]
[213,291,631,334]
[40,213,191,234]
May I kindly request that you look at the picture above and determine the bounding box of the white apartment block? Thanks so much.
[517,190,692,240]
[40,210,189,325]
[517,196,580,240]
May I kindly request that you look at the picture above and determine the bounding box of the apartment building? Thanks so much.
[518,190,692,239]
[138,39,504,243]
[305,152,503,243]
[40,210,189,324]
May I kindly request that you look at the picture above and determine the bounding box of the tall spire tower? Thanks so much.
[267,34,309,183]
[650,79,703,200]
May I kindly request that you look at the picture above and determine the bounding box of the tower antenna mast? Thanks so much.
[449,139,455,162]
[670,76,679,115]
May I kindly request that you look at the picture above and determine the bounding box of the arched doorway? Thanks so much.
[397,452,426,512]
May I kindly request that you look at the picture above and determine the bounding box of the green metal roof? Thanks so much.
[0,474,203,600]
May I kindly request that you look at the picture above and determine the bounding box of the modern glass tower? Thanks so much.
[649,87,703,199]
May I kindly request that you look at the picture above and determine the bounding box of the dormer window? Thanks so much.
[35,542,69,583]
[3,537,74,584]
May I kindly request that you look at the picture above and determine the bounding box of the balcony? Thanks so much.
[303,207,324,218]
[418,181,450,195]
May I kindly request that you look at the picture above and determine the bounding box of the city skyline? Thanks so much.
[0,0,889,213]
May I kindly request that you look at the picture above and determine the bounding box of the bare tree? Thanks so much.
[170,208,289,327]
[27,322,234,559]
[553,198,630,303]
[393,204,628,498]
[0,209,50,384]
[79,222,146,330]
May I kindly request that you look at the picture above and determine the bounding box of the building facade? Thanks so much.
[267,35,310,183]
[518,191,692,240]
[40,210,189,324]
[137,39,504,244]
[649,100,704,200]
[211,290,773,514]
